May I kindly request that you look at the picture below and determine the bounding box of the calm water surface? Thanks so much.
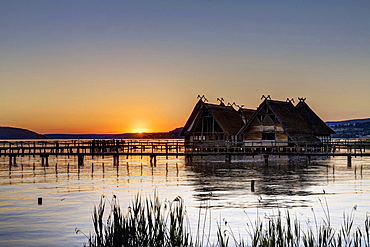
[0,141,370,246]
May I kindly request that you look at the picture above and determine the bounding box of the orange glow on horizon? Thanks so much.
[132,129,147,134]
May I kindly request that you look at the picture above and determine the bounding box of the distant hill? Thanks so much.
[326,118,370,126]
[45,127,184,139]
[112,127,184,139]
[326,118,370,138]
[0,127,46,139]
[44,134,115,139]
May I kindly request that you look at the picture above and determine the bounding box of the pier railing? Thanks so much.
[0,139,185,155]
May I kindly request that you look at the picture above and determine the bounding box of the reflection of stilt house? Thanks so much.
[181,96,335,147]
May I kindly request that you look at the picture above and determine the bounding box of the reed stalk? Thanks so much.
[77,195,370,247]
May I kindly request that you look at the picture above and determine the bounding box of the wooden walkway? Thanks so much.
[0,140,185,166]
[1,139,370,166]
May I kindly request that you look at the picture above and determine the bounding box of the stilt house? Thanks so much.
[180,99,248,144]
[181,96,335,147]
[239,99,321,146]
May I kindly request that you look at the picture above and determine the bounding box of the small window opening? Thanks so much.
[262,133,275,140]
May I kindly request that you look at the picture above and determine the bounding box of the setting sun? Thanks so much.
[132,129,147,134]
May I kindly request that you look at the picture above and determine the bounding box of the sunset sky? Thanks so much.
[1,1,369,134]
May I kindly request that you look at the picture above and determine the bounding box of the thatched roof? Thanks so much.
[182,97,333,144]
[181,100,244,136]
[296,101,335,136]
[205,103,245,135]
[240,100,321,145]
[266,100,313,134]
[238,108,256,122]
[181,99,203,136]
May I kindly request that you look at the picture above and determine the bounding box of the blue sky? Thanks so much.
[1,0,369,133]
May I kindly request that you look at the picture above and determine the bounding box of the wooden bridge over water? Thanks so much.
[1,139,370,166]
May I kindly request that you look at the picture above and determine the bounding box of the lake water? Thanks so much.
[0,141,370,246]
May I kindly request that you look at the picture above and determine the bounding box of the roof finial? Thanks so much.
[261,95,271,100]
[286,98,295,103]
[197,95,208,102]
[226,102,244,110]
[217,97,225,105]
[235,103,244,110]
[298,97,306,102]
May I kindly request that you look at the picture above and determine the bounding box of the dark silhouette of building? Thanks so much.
[181,96,335,147]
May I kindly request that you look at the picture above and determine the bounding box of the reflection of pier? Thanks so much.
[1,139,370,166]
[186,156,369,208]
[1,140,184,166]
[0,156,183,189]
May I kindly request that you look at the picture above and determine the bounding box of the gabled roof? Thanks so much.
[239,99,321,144]
[205,103,245,135]
[181,99,203,136]
[238,108,256,122]
[181,100,245,136]
[295,101,335,136]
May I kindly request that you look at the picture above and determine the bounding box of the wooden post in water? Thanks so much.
[264,154,269,166]
[165,143,168,159]
[333,165,335,175]
[347,155,352,168]
[78,154,84,166]
[251,180,255,192]
[185,155,192,165]
[41,154,49,166]
[9,155,15,165]
[226,154,231,163]
[150,155,157,167]
[113,154,119,166]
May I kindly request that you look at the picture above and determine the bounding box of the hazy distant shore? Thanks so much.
[0,127,184,140]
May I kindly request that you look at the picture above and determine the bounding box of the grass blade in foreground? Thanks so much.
[77,194,370,247]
